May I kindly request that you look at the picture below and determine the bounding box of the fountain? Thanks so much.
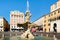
[17,0,34,39]
[20,10,34,39]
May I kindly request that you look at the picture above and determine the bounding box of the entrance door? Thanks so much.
[53,23,57,33]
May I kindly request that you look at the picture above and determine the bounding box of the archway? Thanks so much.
[53,23,57,33]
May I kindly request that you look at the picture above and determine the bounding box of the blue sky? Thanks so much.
[0,0,58,23]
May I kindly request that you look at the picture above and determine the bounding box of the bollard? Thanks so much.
[53,35,57,40]
[2,34,4,37]
[46,34,48,37]
[10,33,11,37]
[54,35,55,38]
[41,34,43,36]
[16,33,17,36]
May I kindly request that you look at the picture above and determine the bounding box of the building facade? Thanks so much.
[44,0,60,32]
[0,17,9,32]
[33,0,60,32]
[43,14,50,32]
[10,11,24,32]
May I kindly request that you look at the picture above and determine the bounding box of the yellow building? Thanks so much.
[44,0,60,32]
[0,16,9,32]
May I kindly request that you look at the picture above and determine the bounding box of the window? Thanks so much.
[44,20,46,23]
[11,15,13,16]
[54,12,56,15]
[11,15,14,18]
[1,27,2,28]
[45,16,46,18]
[57,17,59,20]
[54,18,56,21]
[49,19,51,22]
[48,19,50,22]
[50,19,53,22]
[49,28,50,32]
[1,24,2,26]
[58,9,60,13]
[54,3,57,9]
[19,15,20,17]
[51,13,53,16]
[14,26,15,28]
[49,15,50,17]
[44,24,46,27]
[22,16,23,18]
[1,30,2,31]
[14,15,17,17]
[44,28,46,32]
[12,26,13,28]
[58,16,60,19]
[57,16,60,20]
[48,23,50,26]
[17,15,18,17]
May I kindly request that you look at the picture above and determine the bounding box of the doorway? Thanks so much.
[53,23,57,33]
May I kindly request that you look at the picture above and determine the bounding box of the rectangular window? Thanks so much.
[54,18,56,21]
[48,23,50,26]
[14,26,15,28]
[54,12,56,15]
[1,27,2,28]
[58,9,60,13]
[22,16,23,18]
[57,16,60,20]
[45,16,46,18]
[48,19,50,22]
[44,24,46,27]
[44,20,46,23]
[12,26,13,28]
[51,13,53,16]
[54,3,57,9]
[11,15,13,17]
[49,15,50,17]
